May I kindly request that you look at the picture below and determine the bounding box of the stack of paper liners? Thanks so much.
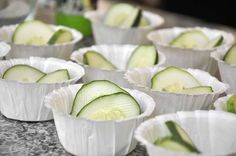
[148,27,234,75]
[0,24,83,60]
[125,67,228,115]
[135,110,236,156]
[0,57,84,121]
[45,84,155,156]
[70,44,166,87]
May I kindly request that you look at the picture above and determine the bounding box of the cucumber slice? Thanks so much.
[224,44,236,65]
[12,20,54,45]
[226,94,236,113]
[177,86,213,94]
[2,65,45,83]
[165,121,194,146]
[48,29,73,45]
[77,92,141,120]
[139,17,149,27]
[37,69,70,83]
[170,30,209,49]
[70,80,127,116]
[205,35,223,48]
[103,3,135,27]
[151,67,200,92]
[120,7,142,28]
[154,137,200,153]
[127,45,158,69]
[83,51,117,70]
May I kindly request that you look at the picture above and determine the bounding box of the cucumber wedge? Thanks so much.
[70,80,127,116]
[139,17,149,27]
[127,45,158,69]
[37,69,70,83]
[151,67,200,92]
[154,137,200,153]
[205,35,223,48]
[103,3,135,27]
[170,30,209,49]
[77,92,141,120]
[12,20,54,45]
[48,29,73,45]
[120,7,142,28]
[83,51,117,70]
[177,86,213,94]
[165,121,194,146]
[226,94,236,113]
[224,44,236,65]
[2,64,45,83]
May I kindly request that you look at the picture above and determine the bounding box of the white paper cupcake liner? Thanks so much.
[70,44,166,87]
[45,84,156,156]
[0,41,10,59]
[135,110,236,156]
[0,24,83,60]
[0,57,85,121]
[211,49,236,94]
[85,10,164,44]
[147,27,234,75]
[125,67,228,115]
[213,94,235,113]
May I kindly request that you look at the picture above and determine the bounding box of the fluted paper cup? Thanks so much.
[0,41,10,59]
[135,110,236,156]
[0,24,83,60]
[211,49,236,94]
[125,67,228,115]
[70,44,166,87]
[85,10,164,44]
[0,57,84,121]
[45,84,155,156]
[147,27,234,74]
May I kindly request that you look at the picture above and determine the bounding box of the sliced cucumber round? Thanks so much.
[226,94,236,113]
[12,20,54,45]
[139,17,149,27]
[224,44,236,65]
[103,3,135,27]
[151,67,200,92]
[120,7,142,28]
[77,92,141,121]
[83,51,117,70]
[2,64,45,83]
[205,35,223,48]
[70,80,127,116]
[127,45,158,69]
[48,29,73,45]
[170,30,209,49]
[154,137,200,153]
[37,69,70,83]
[177,86,213,94]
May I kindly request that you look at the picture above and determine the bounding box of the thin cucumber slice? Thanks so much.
[151,67,200,92]
[103,3,135,27]
[170,30,209,49]
[48,29,73,45]
[37,69,70,83]
[70,80,127,116]
[139,17,149,27]
[2,64,45,83]
[165,121,194,146]
[154,137,200,153]
[205,35,223,48]
[120,7,142,28]
[77,92,141,120]
[224,44,236,65]
[12,20,54,45]
[83,51,117,70]
[226,94,236,113]
[127,45,158,69]
[177,86,213,94]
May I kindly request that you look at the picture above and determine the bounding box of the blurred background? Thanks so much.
[1,0,235,37]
